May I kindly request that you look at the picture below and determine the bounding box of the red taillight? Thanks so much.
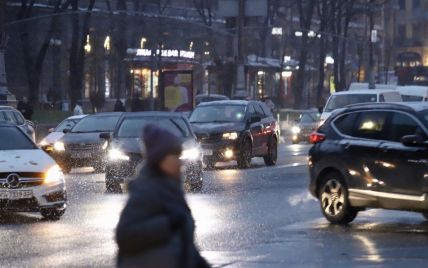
[310,132,326,144]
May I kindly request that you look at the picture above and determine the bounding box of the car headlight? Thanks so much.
[180,147,201,161]
[39,140,49,147]
[53,141,65,152]
[291,126,301,134]
[222,132,239,140]
[108,148,130,161]
[44,165,65,184]
[102,141,108,150]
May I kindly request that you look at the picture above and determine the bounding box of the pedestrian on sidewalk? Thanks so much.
[73,101,83,115]
[114,98,126,112]
[115,124,210,268]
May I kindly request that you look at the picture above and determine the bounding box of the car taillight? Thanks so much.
[310,132,326,144]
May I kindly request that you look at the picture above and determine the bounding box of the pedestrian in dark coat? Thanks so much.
[114,99,126,112]
[115,124,210,268]
[17,97,34,120]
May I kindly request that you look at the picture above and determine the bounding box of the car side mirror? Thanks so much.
[401,135,427,147]
[48,128,55,133]
[100,132,111,140]
[63,128,71,134]
[248,115,261,125]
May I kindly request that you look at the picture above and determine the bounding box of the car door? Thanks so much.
[375,111,428,196]
[257,102,274,154]
[247,103,264,155]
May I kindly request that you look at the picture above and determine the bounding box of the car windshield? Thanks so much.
[0,127,36,150]
[299,113,319,123]
[190,105,246,123]
[402,95,424,102]
[55,119,79,132]
[117,117,190,138]
[325,94,377,112]
[72,115,120,133]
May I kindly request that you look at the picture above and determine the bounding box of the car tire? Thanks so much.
[106,179,122,193]
[237,140,252,169]
[264,137,278,166]
[318,172,358,224]
[41,209,65,221]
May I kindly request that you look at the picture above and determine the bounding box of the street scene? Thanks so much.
[3,0,428,267]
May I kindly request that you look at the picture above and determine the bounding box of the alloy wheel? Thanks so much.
[321,179,345,217]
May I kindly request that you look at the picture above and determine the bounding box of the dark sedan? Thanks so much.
[103,112,203,193]
[190,100,279,169]
[51,113,123,173]
[309,102,428,224]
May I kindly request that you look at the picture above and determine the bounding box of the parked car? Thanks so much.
[320,89,402,125]
[102,112,203,192]
[51,112,123,174]
[0,122,66,220]
[195,94,229,106]
[290,111,320,144]
[0,106,35,141]
[190,100,279,169]
[39,114,87,152]
[309,102,428,224]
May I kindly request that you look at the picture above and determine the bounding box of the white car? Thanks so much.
[320,89,402,124]
[39,114,86,152]
[397,85,428,102]
[0,122,67,220]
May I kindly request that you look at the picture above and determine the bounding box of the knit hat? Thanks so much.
[142,124,182,165]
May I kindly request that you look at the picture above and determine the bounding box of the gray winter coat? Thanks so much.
[116,166,209,268]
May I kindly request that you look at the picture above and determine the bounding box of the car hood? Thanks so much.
[111,137,198,155]
[191,122,245,134]
[41,132,64,145]
[61,132,107,145]
[0,149,56,172]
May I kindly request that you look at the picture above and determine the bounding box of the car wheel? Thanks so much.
[237,140,252,169]
[106,179,122,193]
[264,138,278,166]
[41,209,65,221]
[318,172,357,224]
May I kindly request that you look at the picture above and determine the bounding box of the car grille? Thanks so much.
[67,143,100,151]
[196,133,222,143]
[0,172,44,179]
[0,173,44,189]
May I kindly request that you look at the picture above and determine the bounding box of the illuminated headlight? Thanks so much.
[222,132,239,140]
[44,165,65,184]
[108,148,130,161]
[291,126,301,134]
[102,141,108,150]
[53,141,65,152]
[180,147,201,161]
[39,140,48,147]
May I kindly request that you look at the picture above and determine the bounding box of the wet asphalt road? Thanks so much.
[2,143,428,267]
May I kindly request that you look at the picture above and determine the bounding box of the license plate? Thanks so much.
[202,149,213,156]
[0,190,33,200]
[71,152,92,159]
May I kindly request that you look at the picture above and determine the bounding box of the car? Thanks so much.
[290,110,320,144]
[103,112,203,193]
[397,85,428,102]
[309,102,428,224]
[195,94,229,106]
[0,106,35,141]
[0,122,67,220]
[39,115,87,152]
[320,89,402,125]
[189,100,279,169]
[51,112,123,174]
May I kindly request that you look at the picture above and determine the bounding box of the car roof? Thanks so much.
[86,112,124,117]
[331,89,398,95]
[197,100,250,106]
[66,114,87,120]
[121,112,184,118]
[0,106,15,110]
[343,102,428,113]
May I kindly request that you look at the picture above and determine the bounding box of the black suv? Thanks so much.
[190,100,279,169]
[309,103,428,224]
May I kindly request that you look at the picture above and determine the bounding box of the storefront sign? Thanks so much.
[129,48,195,59]
[160,71,194,112]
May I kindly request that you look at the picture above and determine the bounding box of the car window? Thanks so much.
[333,113,358,136]
[260,103,273,117]
[387,112,425,142]
[325,94,377,112]
[0,111,5,121]
[72,115,120,133]
[379,94,385,102]
[117,117,190,138]
[13,111,25,125]
[2,111,16,124]
[401,95,424,102]
[300,113,318,123]
[55,119,78,132]
[254,103,265,117]
[0,127,36,150]
[190,105,246,123]
[247,104,256,116]
[353,111,388,140]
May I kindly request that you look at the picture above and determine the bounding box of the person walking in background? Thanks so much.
[131,93,144,112]
[73,101,83,115]
[115,125,210,268]
[114,98,126,112]
[17,97,34,120]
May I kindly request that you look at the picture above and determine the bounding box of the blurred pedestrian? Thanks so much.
[114,98,126,112]
[115,125,210,268]
[131,94,144,112]
[17,97,34,120]
[73,101,83,115]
